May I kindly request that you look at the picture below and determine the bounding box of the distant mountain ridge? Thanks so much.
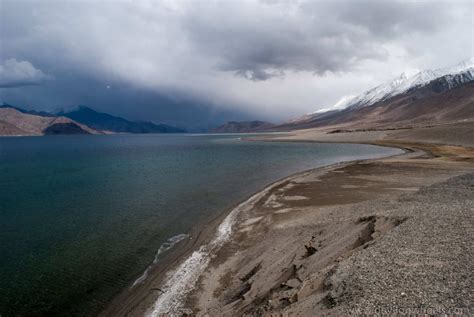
[0,106,97,136]
[0,104,186,135]
[58,106,186,134]
[209,120,275,133]
[0,104,57,117]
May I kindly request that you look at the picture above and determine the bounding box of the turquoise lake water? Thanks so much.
[0,134,401,315]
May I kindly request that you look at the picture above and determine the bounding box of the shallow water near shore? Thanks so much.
[0,134,401,315]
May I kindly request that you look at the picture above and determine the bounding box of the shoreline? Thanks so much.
[102,124,473,316]
[189,127,473,316]
[100,140,410,316]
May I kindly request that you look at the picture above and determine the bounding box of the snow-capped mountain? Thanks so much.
[274,58,474,131]
[326,58,474,112]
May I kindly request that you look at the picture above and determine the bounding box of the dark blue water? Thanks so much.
[0,134,401,315]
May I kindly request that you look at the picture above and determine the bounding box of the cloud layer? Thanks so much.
[0,0,472,123]
[0,59,50,88]
[183,0,451,80]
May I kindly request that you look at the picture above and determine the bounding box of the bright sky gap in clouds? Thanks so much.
[0,0,472,126]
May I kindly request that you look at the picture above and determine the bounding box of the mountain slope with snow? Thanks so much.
[333,58,474,112]
[271,59,474,131]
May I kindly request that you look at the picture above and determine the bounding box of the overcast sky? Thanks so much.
[0,0,472,127]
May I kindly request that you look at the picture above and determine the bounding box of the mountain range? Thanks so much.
[1,59,473,136]
[0,106,97,136]
[0,105,186,136]
[58,106,186,134]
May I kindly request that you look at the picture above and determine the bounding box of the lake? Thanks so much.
[0,134,401,315]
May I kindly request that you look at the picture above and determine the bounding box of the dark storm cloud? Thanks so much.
[181,0,453,80]
[0,0,471,123]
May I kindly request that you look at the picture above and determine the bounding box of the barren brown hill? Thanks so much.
[0,107,98,136]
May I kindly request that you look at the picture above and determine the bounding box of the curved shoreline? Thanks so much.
[100,141,409,316]
[100,121,474,316]
[185,128,473,316]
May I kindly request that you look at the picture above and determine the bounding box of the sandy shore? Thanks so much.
[102,122,474,316]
